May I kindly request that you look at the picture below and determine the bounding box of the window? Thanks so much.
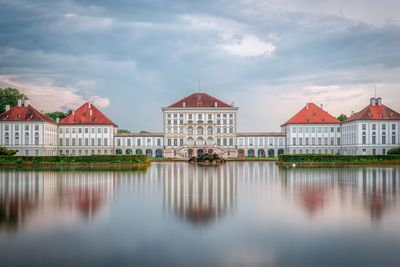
[173,139,177,146]
[318,127,322,133]
[217,139,221,146]
[168,139,171,146]
[392,124,396,130]
[217,127,221,134]
[147,138,151,145]
[229,138,233,146]
[79,138,82,146]
[299,127,303,133]
[25,125,29,131]
[5,125,9,131]
[305,127,309,133]
[197,127,203,135]
[173,114,177,118]
[383,149,386,155]
[15,132,19,145]
[35,125,39,131]
[91,138,95,146]
[382,124,386,130]
[91,127,95,133]
[104,128,108,134]
[223,139,227,146]
[292,127,297,133]
[337,127,340,132]
[98,138,101,146]
[59,128,63,133]
[72,128,76,133]
[34,133,39,145]
[180,139,183,146]
[372,124,376,130]
[392,132,396,144]
[188,114,192,119]
[85,138,88,146]
[66,138,70,146]
[331,138,334,145]
[305,137,309,145]
[98,128,101,133]
[382,132,386,144]
[188,126,193,135]
[337,138,340,145]
[299,138,303,145]
[372,148,376,155]
[207,126,213,135]
[249,138,254,146]
[127,139,131,146]
[25,133,29,145]
[318,137,322,145]
[331,127,334,133]
[85,128,88,133]
[362,132,366,144]
[78,128,82,133]
[104,138,108,146]
[167,114,171,118]
[292,138,296,145]
[312,127,315,133]
[157,138,161,146]
[72,138,76,146]
[312,138,315,145]
[137,139,141,146]
[372,132,376,144]
[229,128,233,133]
[15,125,19,131]
[324,127,328,133]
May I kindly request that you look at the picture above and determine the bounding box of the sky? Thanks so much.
[0,0,399,132]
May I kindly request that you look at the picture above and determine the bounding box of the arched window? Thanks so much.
[188,126,194,135]
[197,126,203,135]
[207,137,214,145]
[5,132,9,145]
[196,137,204,146]
[25,132,29,145]
[15,132,19,145]
[207,126,213,135]
[35,133,39,145]
[187,137,194,146]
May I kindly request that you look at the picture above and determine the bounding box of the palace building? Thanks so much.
[0,93,399,157]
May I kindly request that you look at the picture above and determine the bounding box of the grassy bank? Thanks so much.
[0,154,150,166]
[226,157,276,161]
[278,154,400,165]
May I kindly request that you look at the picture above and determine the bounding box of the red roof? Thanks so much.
[168,93,232,108]
[0,104,56,124]
[59,102,117,126]
[282,103,340,125]
[345,103,400,122]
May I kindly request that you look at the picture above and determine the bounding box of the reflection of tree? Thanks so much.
[164,164,236,226]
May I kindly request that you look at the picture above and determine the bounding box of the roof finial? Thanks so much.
[374,84,377,98]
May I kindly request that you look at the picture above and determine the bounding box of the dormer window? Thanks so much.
[17,115,21,119]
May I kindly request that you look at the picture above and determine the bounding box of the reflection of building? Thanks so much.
[0,170,116,231]
[279,167,400,222]
[163,163,237,225]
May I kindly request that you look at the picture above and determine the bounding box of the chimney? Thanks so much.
[320,104,323,110]
[5,105,10,111]
[23,99,30,107]
[306,104,309,110]
[183,102,186,107]
[88,102,91,109]
[214,102,218,107]
[90,110,92,116]
[18,99,22,107]
[72,110,75,116]
[377,97,382,106]
[56,118,59,124]
[351,111,354,116]
[370,97,376,106]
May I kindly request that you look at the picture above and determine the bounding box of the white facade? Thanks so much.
[282,123,342,155]
[58,124,117,156]
[114,133,164,157]
[161,105,239,158]
[237,133,286,157]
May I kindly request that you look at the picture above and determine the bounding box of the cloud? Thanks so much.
[220,35,276,57]
[0,75,110,111]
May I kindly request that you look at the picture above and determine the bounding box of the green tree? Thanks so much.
[118,129,131,133]
[337,114,348,122]
[140,130,150,133]
[45,109,73,121]
[0,146,16,155]
[0,88,27,113]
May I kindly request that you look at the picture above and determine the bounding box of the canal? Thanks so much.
[1,162,400,267]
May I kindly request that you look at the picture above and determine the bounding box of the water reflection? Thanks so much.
[163,164,236,225]
[279,167,400,222]
[0,170,116,232]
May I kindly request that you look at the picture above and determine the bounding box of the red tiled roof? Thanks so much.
[168,93,232,108]
[282,103,340,126]
[344,103,400,122]
[0,104,56,124]
[59,102,117,126]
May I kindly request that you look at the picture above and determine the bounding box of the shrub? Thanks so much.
[0,146,16,156]
[388,147,400,155]
[278,154,400,163]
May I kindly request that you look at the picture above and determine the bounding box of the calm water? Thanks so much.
[1,162,400,267]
